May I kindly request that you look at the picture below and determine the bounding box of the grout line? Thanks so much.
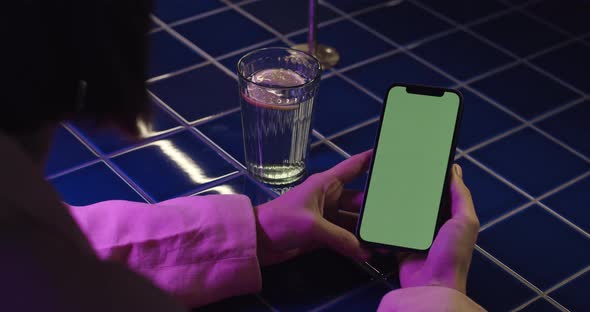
[507,0,590,49]
[325,48,403,77]
[545,265,590,295]
[410,0,587,97]
[214,37,282,61]
[511,296,543,312]
[333,72,383,103]
[324,0,590,166]
[479,169,590,233]
[151,15,238,80]
[192,127,247,170]
[479,202,535,232]
[182,171,242,197]
[309,281,382,312]
[255,294,281,312]
[150,0,262,30]
[512,296,569,312]
[475,246,545,295]
[462,84,590,163]
[537,201,590,239]
[220,0,295,46]
[147,91,250,174]
[462,154,535,200]
[46,158,102,180]
[326,117,380,141]
[461,96,586,155]
[544,297,571,312]
[324,139,352,159]
[537,170,590,202]
[456,60,521,88]
[220,0,394,118]
[147,60,212,84]
[463,86,590,162]
[63,124,155,203]
[189,107,243,127]
[529,97,588,124]
[105,127,186,159]
[165,6,233,28]
[528,124,589,162]
[462,124,528,155]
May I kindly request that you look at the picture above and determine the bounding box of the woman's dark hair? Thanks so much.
[1,0,152,137]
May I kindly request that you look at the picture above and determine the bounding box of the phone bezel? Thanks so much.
[355,83,464,253]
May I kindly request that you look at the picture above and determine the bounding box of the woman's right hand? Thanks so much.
[396,164,480,294]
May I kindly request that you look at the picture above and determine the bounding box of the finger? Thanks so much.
[338,190,365,212]
[450,164,478,224]
[324,150,373,184]
[316,218,371,261]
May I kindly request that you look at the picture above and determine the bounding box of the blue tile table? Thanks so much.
[46,1,590,310]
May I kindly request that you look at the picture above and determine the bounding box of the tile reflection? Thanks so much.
[153,140,228,185]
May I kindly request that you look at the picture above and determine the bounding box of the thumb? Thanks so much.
[450,164,478,224]
[316,218,371,261]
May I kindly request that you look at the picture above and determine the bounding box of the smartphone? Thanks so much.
[356,83,463,252]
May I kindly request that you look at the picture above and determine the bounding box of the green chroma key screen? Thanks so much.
[359,86,461,250]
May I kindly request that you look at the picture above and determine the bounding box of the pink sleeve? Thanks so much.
[378,286,486,311]
[68,195,262,308]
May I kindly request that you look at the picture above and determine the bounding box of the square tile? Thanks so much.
[549,270,590,312]
[542,175,590,233]
[320,282,393,312]
[537,101,590,158]
[520,298,561,312]
[455,158,529,225]
[329,0,392,13]
[196,111,245,163]
[196,175,275,206]
[242,0,338,34]
[457,88,521,149]
[308,144,368,190]
[313,77,382,136]
[527,0,590,35]
[218,40,286,73]
[417,0,508,24]
[532,42,590,93]
[471,11,567,57]
[357,1,453,45]
[260,249,372,311]
[149,65,239,123]
[466,250,537,311]
[193,295,271,312]
[51,162,144,206]
[153,0,223,23]
[471,128,589,197]
[331,122,379,156]
[308,144,345,175]
[471,65,579,119]
[148,30,205,78]
[412,31,514,80]
[45,126,96,177]
[174,10,274,57]
[111,131,239,201]
[345,52,454,97]
[287,21,393,69]
[73,101,182,154]
[477,205,590,290]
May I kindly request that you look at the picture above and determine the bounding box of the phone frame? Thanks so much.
[355,83,464,253]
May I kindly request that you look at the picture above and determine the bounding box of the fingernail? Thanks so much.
[454,164,463,178]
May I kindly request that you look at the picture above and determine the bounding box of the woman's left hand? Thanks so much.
[254,150,373,266]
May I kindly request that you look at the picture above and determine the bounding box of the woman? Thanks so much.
[0,1,483,311]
